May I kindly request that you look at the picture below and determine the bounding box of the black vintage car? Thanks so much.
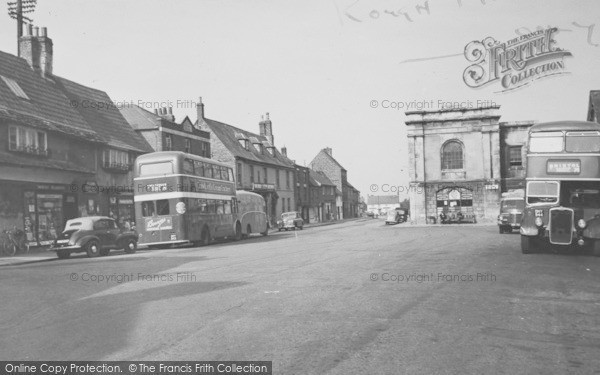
[49,216,138,259]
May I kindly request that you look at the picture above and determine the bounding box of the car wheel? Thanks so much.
[499,226,504,234]
[261,227,268,236]
[592,240,600,257]
[124,239,137,254]
[521,235,536,254]
[100,248,110,256]
[85,240,100,258]
[244,224,252,238]
[57,250,70,259]
[299,225,303,230]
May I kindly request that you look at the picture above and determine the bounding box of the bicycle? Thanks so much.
[1,227,29,257]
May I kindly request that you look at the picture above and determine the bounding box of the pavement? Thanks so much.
[2,219,599,374]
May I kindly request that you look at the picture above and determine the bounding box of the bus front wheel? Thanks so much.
[521,235,537,254]
[200,227,211,246]
[234,223,242,241]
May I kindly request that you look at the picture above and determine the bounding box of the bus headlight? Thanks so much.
[577,219,586,229]
[534,217,543,227]
[176,201,186,214]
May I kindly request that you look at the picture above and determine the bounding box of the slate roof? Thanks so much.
[55,77,152,153]
[312,148,347,171]
[309,169,336,187]
[205,118,294,169]
[367,195,399,205]
[119,105,161,130]
[0,50,101,141]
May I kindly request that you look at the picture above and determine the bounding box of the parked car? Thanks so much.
[498,197,525,234]
[366,211,375,218]
[277,212,304,231]
[49,216,138,259]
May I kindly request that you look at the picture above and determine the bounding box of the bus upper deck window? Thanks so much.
[142,201,155,217]
[529,132,563,153]
[566,131,600,152]
[156,200,170,215]
[183,159,195,175]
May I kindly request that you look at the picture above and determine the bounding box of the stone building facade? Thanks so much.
[406,106,532,224]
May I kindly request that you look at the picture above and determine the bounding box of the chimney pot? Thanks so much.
[154,109,158,115]
[26,24,32,36]
[266,112,270,120]
[168,107,173,115]
[33,27,39,37]
[41,27,47,37]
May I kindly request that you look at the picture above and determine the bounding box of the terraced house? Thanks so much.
[198,105,295,226]
[0,26,151,246]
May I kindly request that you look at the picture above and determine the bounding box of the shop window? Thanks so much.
[8,125,48,156]
[442,140,464,170]
[156,200,170,215]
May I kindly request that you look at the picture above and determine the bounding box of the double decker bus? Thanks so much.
[520,121,600,255]
[134,151,239,247]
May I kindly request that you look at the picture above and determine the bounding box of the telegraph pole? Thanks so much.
[7,0,37,55]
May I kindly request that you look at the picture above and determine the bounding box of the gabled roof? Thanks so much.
[119,105,161,130]
[55,77,152,153]
[587,90,600,122]
[0,50,102,142]
[367,195,399,205]
[205,118,294,168]
[309,169,336,187]
[312,148,347,171]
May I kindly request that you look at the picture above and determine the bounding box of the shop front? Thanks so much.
[0,181,78,247]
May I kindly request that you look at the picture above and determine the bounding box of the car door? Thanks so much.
[93,219,110,247]
[105,219,120,248]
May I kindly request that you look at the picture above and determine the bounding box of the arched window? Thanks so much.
[442,141,464,170]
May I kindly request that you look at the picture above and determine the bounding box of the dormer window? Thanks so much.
[253,143,263,154]
[1,75,29,100]
[266,147,275,156]
[235,132,249,150]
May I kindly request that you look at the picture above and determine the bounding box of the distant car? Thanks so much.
[385,208,407,225]
[49,216,138,259]
[366,211,375,218]
[277,212,304,231]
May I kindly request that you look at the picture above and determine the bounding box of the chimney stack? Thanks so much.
[157,107,175,122]
[259,112,274,145]
[19,24,53,78]
[281,146,287,157]
[196,97,207,130]
[324,147,332,156]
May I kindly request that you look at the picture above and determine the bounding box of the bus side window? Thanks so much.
[228,168,234,182]
[220,167,229,181]
[194,161,204,177]
[216,201,225,214]
[224,200,232,214]
[183,159,194,175]
[231,198,238,214]
[142,201,155,217]
[156,199,170,215]
[204,163,213,178]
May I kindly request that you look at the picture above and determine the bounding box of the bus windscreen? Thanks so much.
[527,181,559,204]
[139,162,174,176]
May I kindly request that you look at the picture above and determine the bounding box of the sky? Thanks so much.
[1,0,599,199]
